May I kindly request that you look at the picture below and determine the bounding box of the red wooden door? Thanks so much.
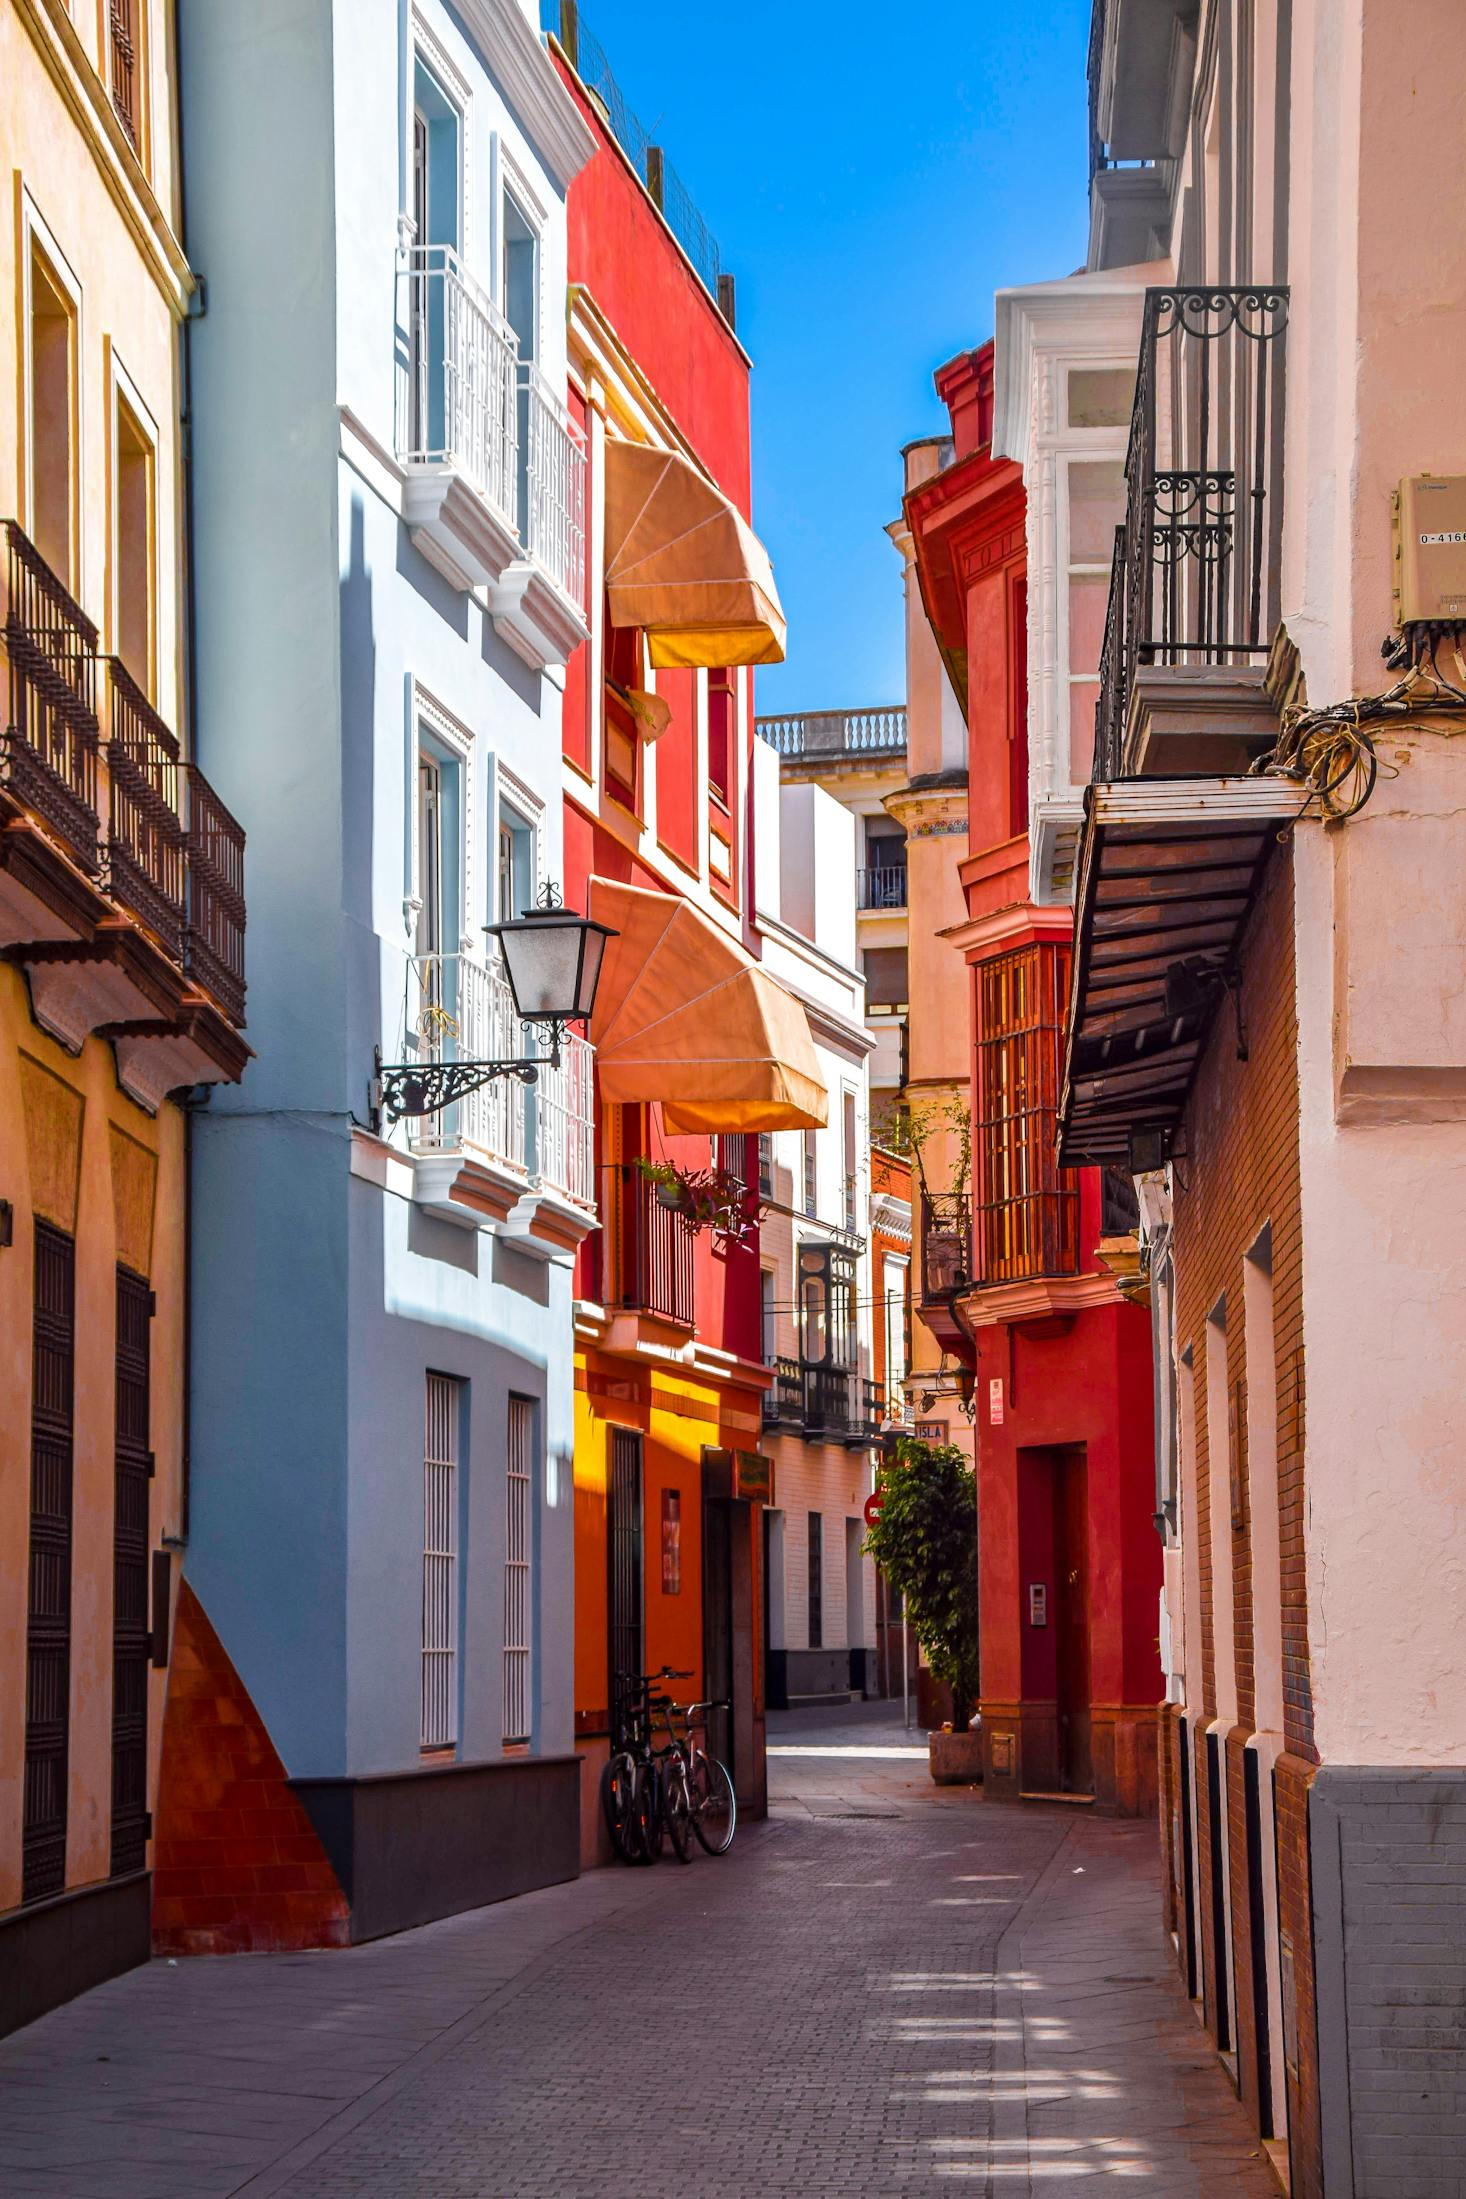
[1053,1447,1092,1794]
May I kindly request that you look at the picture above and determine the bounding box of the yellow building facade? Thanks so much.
[0,0,246,2033]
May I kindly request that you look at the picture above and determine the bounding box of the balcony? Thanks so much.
[616,1163,694,1326]
[396,245,589,666]
[1,522,248,1105]
[756,706,907,763]
[401,950,596,1246]
[1093,286,1289,782]
[857,864,907,911]
[486,364,590,670]
[761,1358,881,1448]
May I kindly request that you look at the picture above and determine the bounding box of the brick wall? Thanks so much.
[153,1585,350,1954]
[1171,841,1322,2191]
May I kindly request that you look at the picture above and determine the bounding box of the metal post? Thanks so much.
[902,1593,910,1733]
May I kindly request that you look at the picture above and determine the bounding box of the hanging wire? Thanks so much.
[1253,631,1466,820]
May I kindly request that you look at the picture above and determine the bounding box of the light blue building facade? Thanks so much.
[177,0,598,1936]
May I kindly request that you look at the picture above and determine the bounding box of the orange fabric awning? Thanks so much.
[587,879,827,1132]
[603,439,787,670]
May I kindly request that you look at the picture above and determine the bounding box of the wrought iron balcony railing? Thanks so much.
[857,864,908,910]
[617,1163,695,1325]
[2,520,100,872]
[398,244,519,531]
[518,364,586,608]
[762,1357,883,1447]
[404,952,594,1207]
[920,1190,972,1303]
[2,521,248,1026]
[106,660,186,961]
[756,706,907,761]
[1093,285,1289,780]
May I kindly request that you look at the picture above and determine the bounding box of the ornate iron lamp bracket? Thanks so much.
[373,1045,551,1125]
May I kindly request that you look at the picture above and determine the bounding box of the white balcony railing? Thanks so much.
[519,363,586,607]
[399,244,519,531]
[404,952,595,1209]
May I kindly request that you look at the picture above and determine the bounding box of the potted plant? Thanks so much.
[633,1156,757,1242]
[862,1433,983,1785]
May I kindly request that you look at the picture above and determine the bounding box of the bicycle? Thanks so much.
[600,1669,737,1863]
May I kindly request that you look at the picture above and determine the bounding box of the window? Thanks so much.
[502,191,538,362]
[497,805,533,924]
[799,1242,856,1368]
[842,1089,858,1232]
[417,752,445,957]
[802,1131,817,1218]
[603,611,643,813]
[28,238,77,589]
[882,1255,908,1420]
[422,1373,461,1751]
[807,1512,823,1650]
[109,0,141,154]
[760,1267,776,1364]
[973,943,1079,1284]
[407,60,464,461]
[114,393,154,692]
[862,947,909,1012]
[608,1429,644,1741]
[707,670,735,804]
[757,1133,773,1199]
[504,1397,534,1746]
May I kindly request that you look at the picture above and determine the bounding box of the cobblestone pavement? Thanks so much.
[0,1702,1277,2196]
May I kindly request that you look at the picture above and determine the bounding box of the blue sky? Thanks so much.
[570,0,1094,715]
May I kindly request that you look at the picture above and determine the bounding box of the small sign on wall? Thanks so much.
[662,1489,681,1595]
[989,1377,1005,1424]
[1028,1582,1048,1627]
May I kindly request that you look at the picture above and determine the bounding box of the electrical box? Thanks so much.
[1394,475,1466,625]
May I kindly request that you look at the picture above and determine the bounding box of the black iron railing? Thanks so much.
[106,659,186,960]
[618,1166,694,1325]
[921,1191,972,1303]
[756,706,906,760]
[2,521,101,874]
[1093,286,1288,780]
[762,1356,802,1428]
[184,765,247,1025]
[857,865,908,910]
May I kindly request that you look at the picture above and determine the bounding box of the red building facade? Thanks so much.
[547,19,819,1863]
[907,344,1159,1813]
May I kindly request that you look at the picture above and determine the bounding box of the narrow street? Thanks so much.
[0,1705,1274,2197]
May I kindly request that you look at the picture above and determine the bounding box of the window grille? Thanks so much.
[421,1373,461,1750]
[111,1267,152,1877]
[973,944,1080,1284]
[25,1222,75,1903]
[109,0,139,149]
[504,1397,534,1745]
[608,1429,644,1747]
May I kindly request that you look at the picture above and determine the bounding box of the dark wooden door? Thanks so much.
[607,1428,643,1746]
[111,1267,152,1877]
[1053,1447,1092,1795]
[25,1222,75,1904]
[1244,1746,1275,2135]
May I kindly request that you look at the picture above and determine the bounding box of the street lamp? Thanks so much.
[375,885,615,1124]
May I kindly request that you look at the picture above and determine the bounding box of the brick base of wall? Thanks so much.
[152,1584,350,1955]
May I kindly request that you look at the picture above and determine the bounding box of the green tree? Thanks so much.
[863,1435,980,1731]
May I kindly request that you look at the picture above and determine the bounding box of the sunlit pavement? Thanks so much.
[0,1703,1276,2197]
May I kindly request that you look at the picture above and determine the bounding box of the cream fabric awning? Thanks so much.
[603,439,787,670]
[587,878,826,1132]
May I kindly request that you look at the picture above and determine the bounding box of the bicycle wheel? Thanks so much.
[662,1756,695,1864]
[632,1758,663,1863]
[689,1750,737,1855]
[600,1749,643,1865]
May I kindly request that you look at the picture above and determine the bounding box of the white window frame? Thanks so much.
[504,1395,536,1747]
[406,681,475,948]
[422,1371,462,1750]
[106,347,160,692]
[20,193,83,594]
[407,13,472,257]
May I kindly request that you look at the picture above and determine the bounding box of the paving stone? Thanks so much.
[0,1701,1276,2195]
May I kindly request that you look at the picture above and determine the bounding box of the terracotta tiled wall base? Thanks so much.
[153,1584,350,1954]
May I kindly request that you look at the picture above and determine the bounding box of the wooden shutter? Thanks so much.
[422,1373,460,1749]
[25,1222,75,1903]
[111,1266,152,1877]
[503,1399,534,1745]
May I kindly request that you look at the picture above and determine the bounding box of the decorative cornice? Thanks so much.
[456,0,597,191]
[16,0,193,313]
[956,1269,1123,1332]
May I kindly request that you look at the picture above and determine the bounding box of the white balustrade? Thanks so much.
[519,364,587,607]
[399,245,519,531]
[404,952,595,1209]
